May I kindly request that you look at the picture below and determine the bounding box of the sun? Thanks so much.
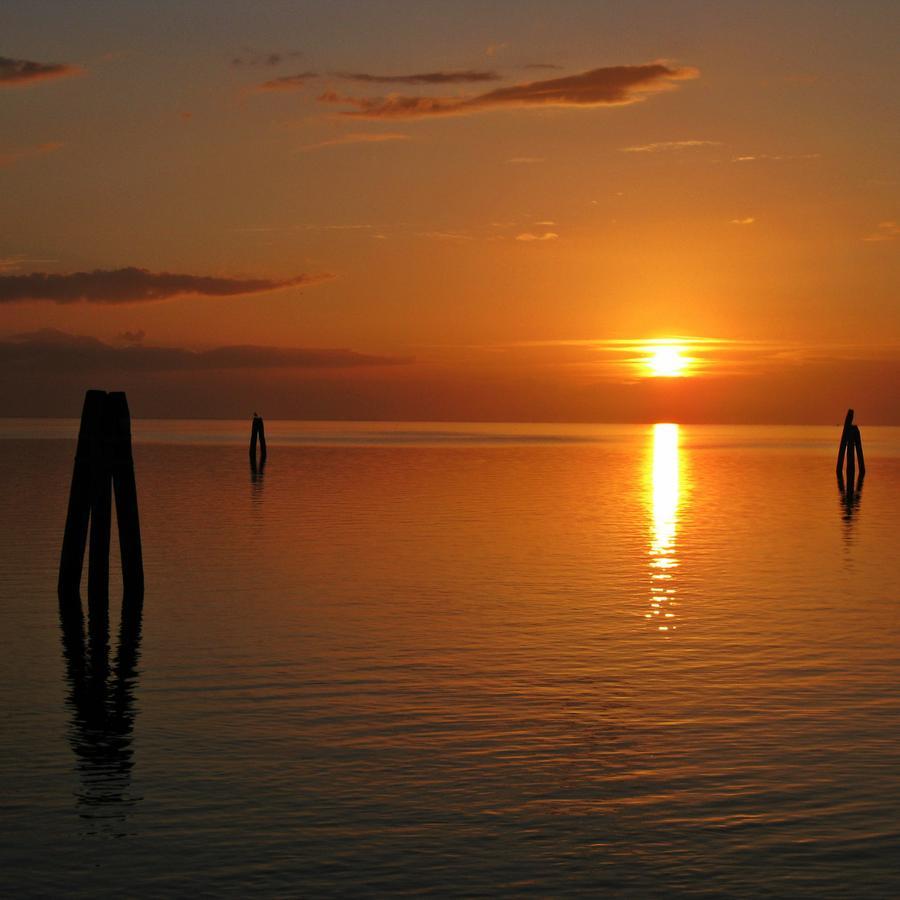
[645,344,689,377]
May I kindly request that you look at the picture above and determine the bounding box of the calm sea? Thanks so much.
[1,420,899,897]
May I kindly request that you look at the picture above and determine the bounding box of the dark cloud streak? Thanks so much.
[0,267,329,304]
[321,63,699,119]
[335,70,500,85]
[0,56,82,86]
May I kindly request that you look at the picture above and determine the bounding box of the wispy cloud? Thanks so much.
[0,56,83,86]
[320,62,699,120]
[730,217,756,225]
[299,131,411,151]
[507,156,545,164]
[524,63,564,71]
[864,220,900,242]
[0,329,412,372]
[516,231,559,242]
[0,141,64,167]
[732,153,820,162]
[0,267,331,305]
[621,139,721,153]
[255,71,318,91]
[335,70,500,85]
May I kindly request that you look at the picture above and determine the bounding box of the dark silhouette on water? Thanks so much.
[836,408,866,482]
[250,411,267,469]
[57,390,145,833]
[59,390,144,607]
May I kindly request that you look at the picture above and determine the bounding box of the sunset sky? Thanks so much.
[1,0,898,422]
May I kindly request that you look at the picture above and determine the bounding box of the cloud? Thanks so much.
[621,139,721,152]
[0,329,412,372]
[0,56,83,86]
[0,267,330,305]
[299,131,411,151]
[516,231,559,242]
[524,63,564,70]
[507,156,545,164]
[256,71,318,91]
[864,221,900,242]
[320,62,698,119]
[0,141,64,167]
[732,153,820,162]
[730,217,756,225]
[336,70,500,85]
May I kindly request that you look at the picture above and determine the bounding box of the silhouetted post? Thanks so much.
[258,417,267,464]
[250,413,267,467]
[87,395,113,616]
[108,392,144,599]
[846,426,856,486]
[836,408,854,477]
[58,391,106,600]
[58,390,144,605]
[852,425,865,477]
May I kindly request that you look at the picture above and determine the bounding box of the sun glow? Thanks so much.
[645,343,689,377]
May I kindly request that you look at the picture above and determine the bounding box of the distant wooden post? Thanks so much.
[250,413,267,468]
[59,390,144,606]
[836,408,866,485]
[836,408,854,477]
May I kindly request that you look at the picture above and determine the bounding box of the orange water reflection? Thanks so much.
[645,423,681,633]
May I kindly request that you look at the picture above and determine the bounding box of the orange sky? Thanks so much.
[1,0,898,421]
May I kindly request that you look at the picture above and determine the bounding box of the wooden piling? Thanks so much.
[58,390,106,600]
[836,408,853,477]
[58,390,144,604]
[108,392,144,599]
[250,414,267,467]
[852,424,865,477]
[836,408,866,484]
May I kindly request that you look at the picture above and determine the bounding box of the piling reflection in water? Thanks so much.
[645,424,681,632]
[58,592,143,836]
[837,469,864,537]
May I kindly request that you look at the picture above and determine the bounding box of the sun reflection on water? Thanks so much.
[646,423,681,633]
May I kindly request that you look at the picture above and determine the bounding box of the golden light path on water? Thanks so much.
[646,423,680,632]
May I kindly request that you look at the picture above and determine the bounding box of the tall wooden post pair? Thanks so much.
[836,408,865,485]
[59,390,144,611]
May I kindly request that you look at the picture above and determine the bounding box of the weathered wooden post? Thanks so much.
[852,425,865,477]
[59,390,144,606]
[249,413,267,468]
[58,390,105,599]
[108,392,144,599]
[836,408,854,477]
[836,408,866,483]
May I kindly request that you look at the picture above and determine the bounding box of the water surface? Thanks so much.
[1,421,898,896]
